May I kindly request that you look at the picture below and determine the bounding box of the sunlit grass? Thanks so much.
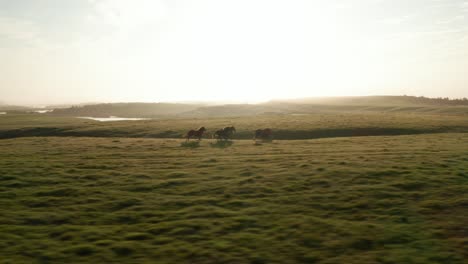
[180,141,201,148]
[210,140,234,148]
[1,112,468,140]
[0,134,467,263]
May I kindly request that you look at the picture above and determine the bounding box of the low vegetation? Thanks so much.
[0,134,467,263]
[1,97,467,263]
[1,111,468,140]
[180,141,201,148]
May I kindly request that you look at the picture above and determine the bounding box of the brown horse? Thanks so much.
[254,128,272,141]
[213,126,236,141]
[185,127,206,141]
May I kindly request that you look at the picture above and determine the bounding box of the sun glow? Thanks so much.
[83,0,365,103]
[2,0,468,104]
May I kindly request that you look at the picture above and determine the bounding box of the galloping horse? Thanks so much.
[254,128,272,141]
[185,127,206,141]
[213,126,236,141]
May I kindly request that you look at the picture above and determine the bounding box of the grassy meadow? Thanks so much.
[1,112,468,140]
[0,133,467,263]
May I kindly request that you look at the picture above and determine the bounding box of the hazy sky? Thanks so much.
[1,0,468,105]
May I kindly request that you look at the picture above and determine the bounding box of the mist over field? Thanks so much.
[1,1,468,263]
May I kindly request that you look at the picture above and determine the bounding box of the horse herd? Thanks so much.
[185,126,272,142]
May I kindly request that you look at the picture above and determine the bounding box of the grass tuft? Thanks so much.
[210,140,234,148]
[180,141,201,148]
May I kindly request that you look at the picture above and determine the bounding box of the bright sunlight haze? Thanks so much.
[1,0,468,104]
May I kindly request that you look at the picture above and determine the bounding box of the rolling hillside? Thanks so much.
[43,96,468,118]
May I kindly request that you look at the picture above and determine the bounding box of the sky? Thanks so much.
[1,0,468,105]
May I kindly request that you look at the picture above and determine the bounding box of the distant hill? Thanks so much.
[50,103,203,118]
[47,96,468,118]
[178,96,468,117]
[0,105,32,111]
[178,104,286,117]
[269,95,468,106]
[44,103,102,109]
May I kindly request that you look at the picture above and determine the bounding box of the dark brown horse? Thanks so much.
[254,128,272,141]
[213,126,236,141]
[185,127,206,141]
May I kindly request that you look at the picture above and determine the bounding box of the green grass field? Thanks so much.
[1,134,467,263]
[1,112,468,140]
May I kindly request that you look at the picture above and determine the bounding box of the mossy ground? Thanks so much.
[0,134,467,263]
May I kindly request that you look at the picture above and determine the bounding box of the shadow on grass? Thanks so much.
[253,139,273,145]
[210,140,234,148]
[180,141,201,148]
